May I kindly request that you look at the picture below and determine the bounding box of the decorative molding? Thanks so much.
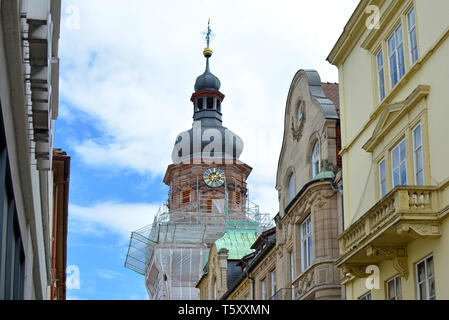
[363,85,430,152]
[366,246,409,279]
[397,223,441,239]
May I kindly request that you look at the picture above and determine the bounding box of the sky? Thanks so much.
[57,0,359,300]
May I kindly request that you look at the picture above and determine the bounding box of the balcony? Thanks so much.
[269,288,294,300]
[337,186,441,281]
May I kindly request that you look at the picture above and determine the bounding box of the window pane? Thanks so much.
[400,163,407,185]
[288,173,295,202]
[395,25,403,43]
[414,125,422,147]
[427,257,434,277]
[396,278,402,300]
[390,54,398,85]
[307,235,312,267]
[393,170,400,188]
[417,261,426,282]
[408,8,415,28]
[388,280,395,299]
[399,140,406,161]
[392,147,400,169]
[419,282,427,300]
[417,170,424,186]
[398,44,405,77]
[429,277,435,298]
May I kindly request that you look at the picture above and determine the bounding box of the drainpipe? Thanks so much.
[245,268,255,300]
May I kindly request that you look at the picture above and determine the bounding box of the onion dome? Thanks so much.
[194,48,221,92]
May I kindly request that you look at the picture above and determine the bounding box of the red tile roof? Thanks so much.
[321,82,340,116]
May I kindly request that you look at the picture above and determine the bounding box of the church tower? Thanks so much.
[125,22,271,300]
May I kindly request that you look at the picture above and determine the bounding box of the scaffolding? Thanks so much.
[124,188,273,300]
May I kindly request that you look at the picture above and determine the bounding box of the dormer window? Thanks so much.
[312,141,320,178]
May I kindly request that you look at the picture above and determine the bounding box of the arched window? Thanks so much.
[217,100,221,113]
[312,141,320,178]
[288,172,295,202]
[207,97,214,109]
[197,98,204,111]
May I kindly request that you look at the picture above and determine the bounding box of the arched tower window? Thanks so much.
[217,100,221,113]
[288,172,295,202]
[312,141,320,178]
[207,97,214,109]
[197,98,204,111]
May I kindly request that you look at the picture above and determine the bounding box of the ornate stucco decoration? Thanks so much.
[366,246,409,279]
[295,268,315,298]
[291,101,305,141]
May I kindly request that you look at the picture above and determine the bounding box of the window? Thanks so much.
[261,278,266,300]
[413,124,424,186]
[379,159,387,198]
[407,7,418,64]
[386,276,402,300]
[416,255,436,300]
[181,190,190,204]
[288,173,295,203]
[217,100,221,113]
[213,278,217,300]
[0,117,25,300]
[376,49,386,101]
[197,98,204,111]
[391,139,407,188]
[207,97,214,109]
[297,102,304,125]
[312,141,320,178]
[270,269,276,299]
[290,251,295,300]
[388,24,405,87]
[359,292,372,300]
[301,216,313,272]
[235,191,241,205]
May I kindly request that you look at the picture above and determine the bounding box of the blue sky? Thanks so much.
[57,0,358,299]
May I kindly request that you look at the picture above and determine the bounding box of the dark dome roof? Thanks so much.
[194,68,221,92]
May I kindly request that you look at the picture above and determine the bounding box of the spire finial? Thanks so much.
[202,19,214,58]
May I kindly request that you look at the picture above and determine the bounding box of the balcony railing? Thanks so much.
[338,186,441,270]
[269,288,294,300]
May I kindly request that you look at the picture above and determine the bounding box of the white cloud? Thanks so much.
[59,0,359,216]
[69,202,159,241]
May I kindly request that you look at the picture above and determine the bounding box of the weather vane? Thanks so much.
[202,19,215,48]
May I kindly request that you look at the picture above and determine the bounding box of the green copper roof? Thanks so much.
[313,171,335,181]
[215,230,258,260]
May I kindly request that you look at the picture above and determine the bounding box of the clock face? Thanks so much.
[203,168,225,187]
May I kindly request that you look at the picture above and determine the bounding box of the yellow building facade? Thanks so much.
[328,0,449,300]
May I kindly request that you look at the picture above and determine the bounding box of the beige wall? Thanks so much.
[330,0,449,300]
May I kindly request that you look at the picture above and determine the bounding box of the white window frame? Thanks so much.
[386,276,402,300]
[376,49,386,101]
[312,141,320,178]
[413,123,424,186]
[391,139,407,188]
[388,24,405,88]
[300,216,313,272]
[379,159,387,198]
[416,255,436,300]
[407,6,418,65]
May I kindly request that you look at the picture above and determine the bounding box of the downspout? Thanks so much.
[245,267,255,300]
